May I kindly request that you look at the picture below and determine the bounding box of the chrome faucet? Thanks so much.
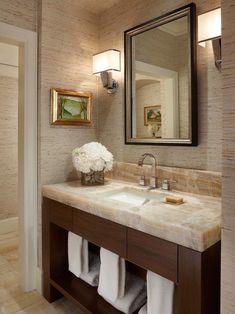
[138,153,158,189]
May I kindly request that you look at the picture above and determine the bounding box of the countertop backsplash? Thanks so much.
[106,161,221,198]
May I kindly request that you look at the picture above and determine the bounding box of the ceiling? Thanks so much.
[78,0,121,14]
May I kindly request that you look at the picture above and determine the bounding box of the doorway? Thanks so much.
[0,22,37,291]
[0,41,19,254]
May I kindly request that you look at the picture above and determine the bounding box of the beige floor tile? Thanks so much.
[0,249,84,314]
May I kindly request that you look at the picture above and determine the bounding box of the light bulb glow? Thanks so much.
[92,49,120,74]
[198,8,221,43]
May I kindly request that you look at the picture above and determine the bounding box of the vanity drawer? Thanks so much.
[73,209,127,258]
[127,228,178,282]
[48,199,73,231]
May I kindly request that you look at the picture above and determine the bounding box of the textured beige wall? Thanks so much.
[0,0,37,31]
[0,76,18,220]
[38,0,99,186]
[98,0,222,172]
[37,0,99,265]
[221,0,235,313]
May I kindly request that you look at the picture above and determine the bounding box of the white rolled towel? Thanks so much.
[68,232,88,277]
[103,273,147,314]
[98,247,126,303]
[147,270,174,314]
[80,252,100,287]
[138,304,147,314]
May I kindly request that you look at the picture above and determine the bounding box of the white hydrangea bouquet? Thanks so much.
[72,142,113,185]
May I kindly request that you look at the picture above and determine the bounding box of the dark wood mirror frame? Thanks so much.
[124,3,197,146]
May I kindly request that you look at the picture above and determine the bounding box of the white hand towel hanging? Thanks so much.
[98,247,126,302]
[138,303,147,314]
[68,232,88,277]
[147,270,174,314]
[68,232,83,277]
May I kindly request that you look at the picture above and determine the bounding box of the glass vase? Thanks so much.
[81,170,104,186]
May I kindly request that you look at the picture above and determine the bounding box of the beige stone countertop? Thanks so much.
[42,179,221,252]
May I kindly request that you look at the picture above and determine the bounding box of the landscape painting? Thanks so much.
[51,88,92,125]
[144,105,161,126]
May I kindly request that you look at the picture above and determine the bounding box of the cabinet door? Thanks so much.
[127,228,178,282]
[73,209,127,258]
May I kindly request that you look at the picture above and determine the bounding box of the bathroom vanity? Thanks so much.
[42,180,221,314]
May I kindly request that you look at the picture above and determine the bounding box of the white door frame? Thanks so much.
[0,22,37,291]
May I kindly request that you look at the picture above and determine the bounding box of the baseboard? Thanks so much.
[0,217,18,252]
[36,266,42,294]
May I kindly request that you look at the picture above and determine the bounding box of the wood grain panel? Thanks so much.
[221,229,235,314]
[42,198,63,302]
[50,273,127,314]
[127,228,177,282]
[47,199,73,231]
[177,242,220,314]
[73,209,127,257]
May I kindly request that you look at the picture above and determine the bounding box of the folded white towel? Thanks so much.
[80,252,100,287]
[147,270,174,314]
[138,304,147,314]
[103,273,147,314]
[68,232,83,277]
[98,247,126,303]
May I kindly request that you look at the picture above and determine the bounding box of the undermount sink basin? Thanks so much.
[100,187,163,207]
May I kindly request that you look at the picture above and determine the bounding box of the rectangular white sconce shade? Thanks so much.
[93,49,121,74]
[198,8,221,43]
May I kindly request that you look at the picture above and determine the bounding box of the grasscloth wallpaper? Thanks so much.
[0,0,37,31]
[98,0,222,172]
[221,0,235,312]
[0,76,18,220]
[38,0,99,186]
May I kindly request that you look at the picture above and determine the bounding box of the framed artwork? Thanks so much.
[144,105,161,126]
[50,88,92,125]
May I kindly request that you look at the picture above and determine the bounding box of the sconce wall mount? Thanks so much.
[93,49,121,94]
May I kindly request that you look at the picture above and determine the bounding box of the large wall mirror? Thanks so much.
[125,3,197,146]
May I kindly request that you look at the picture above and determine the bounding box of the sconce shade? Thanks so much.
[92,49,121,74]
[198,8,221,43]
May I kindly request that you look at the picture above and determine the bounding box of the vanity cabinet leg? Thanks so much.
[177,242,220,314]
[42,198,62,302]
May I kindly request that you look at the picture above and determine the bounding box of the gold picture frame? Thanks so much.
[144,105,161,126]
[50,88,92,125]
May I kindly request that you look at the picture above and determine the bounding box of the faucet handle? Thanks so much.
[133,173,147,186]
[161,178,177,191]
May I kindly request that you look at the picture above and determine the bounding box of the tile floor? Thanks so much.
[0,249,83,313]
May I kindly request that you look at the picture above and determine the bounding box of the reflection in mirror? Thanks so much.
[125,4,197,145]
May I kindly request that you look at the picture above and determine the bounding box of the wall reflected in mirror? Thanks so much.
[133,16,189,139]
[125,4,197,145]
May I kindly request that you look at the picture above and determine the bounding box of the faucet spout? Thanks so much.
[137,153,158,188]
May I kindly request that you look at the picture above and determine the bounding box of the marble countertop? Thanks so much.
[42,179,221,252]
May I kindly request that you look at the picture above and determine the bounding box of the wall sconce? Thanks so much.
[198,8,221,71]
[93,49,121,94]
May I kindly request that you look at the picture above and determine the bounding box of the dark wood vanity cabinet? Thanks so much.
[42,197,220,314]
